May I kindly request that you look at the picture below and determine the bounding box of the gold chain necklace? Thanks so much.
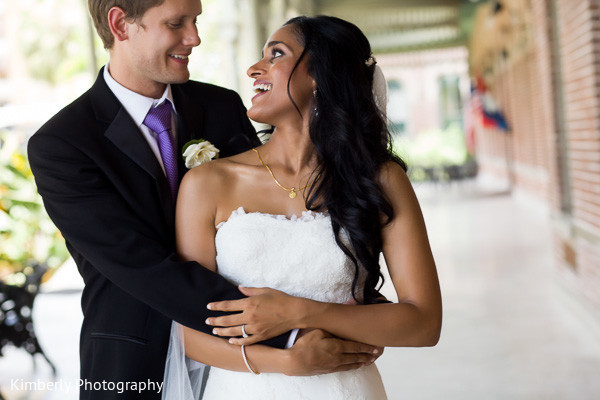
[252,148,309,199]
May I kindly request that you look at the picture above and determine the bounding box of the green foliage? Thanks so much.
[393,124,474,182]
[0,130,69,274]
[18,0,93,84]
[394,124,468,168]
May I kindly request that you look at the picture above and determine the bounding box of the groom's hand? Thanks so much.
[283,329,381,376]
[206,286,307,345]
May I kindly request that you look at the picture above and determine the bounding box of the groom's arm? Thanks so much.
[27,110,288,349]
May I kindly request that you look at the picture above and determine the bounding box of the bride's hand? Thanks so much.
[206,286,310,345]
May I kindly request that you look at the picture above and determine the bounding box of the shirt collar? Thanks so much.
[103,63,178,128]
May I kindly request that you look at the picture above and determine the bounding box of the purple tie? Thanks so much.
[143,101,178,201]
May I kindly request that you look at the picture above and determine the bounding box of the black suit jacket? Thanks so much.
[28,69,284,399]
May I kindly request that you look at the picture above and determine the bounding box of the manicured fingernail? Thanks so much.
[207,303,212,310]
[212,328,217,334]
[229,338,235,344]
[372,349,378,354]
[205,318,211,325]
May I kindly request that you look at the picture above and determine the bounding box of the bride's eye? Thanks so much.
[271,48,284,60]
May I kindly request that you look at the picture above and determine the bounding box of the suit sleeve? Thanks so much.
[27,131,288,349]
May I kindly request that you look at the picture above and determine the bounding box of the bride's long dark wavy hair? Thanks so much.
[283,16,407,304]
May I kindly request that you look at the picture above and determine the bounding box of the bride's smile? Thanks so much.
[251,79,272,101]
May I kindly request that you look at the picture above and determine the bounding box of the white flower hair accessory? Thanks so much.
[182,139,219,169]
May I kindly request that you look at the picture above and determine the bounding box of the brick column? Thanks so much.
[554,0,600,313]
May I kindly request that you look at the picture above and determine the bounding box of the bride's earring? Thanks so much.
[313,89,319,116]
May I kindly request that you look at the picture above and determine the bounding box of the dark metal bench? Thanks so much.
[0,264,57,398]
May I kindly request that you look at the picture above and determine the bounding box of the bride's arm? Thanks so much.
[182,324,377,376]
[176,162,285,372]
[207,161,442,348]
[176,162,379,374]
[297,162,442,347]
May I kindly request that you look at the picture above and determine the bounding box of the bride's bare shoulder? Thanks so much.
[180,149,257,194]
[377,160,415,204]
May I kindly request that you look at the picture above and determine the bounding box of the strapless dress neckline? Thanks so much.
[216,206,328,230]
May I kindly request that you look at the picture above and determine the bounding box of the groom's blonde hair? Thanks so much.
[88,0,165,49]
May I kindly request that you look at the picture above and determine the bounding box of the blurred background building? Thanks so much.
[1,0,600,399]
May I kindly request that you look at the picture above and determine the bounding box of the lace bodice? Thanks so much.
[215,207,364,303]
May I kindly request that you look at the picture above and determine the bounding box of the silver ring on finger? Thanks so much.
[241,324,249,338]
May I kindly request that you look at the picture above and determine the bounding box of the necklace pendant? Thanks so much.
[289,189,297,199]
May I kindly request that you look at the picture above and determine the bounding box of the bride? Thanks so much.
[164,15,442,399]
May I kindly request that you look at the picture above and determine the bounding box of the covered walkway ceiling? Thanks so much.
[314,0,488,53]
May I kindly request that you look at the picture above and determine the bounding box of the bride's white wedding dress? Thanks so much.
[163,207,387,399]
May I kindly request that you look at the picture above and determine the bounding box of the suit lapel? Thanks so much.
[104,108,165,182]
[172,84,204,180]
[90,69,175,225]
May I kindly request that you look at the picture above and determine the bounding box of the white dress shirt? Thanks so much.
[103,63,177,176]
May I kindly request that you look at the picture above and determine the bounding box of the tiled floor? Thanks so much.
[1,180,599,399]
[377,181,600,399]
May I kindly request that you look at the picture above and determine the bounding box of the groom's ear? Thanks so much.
[108,7,130,43]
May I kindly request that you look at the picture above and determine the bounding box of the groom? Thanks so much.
[28,0,379,399]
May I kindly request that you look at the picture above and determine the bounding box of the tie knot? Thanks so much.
[144,101,173,134]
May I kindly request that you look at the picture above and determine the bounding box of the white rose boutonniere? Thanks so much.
[182,139,220,169]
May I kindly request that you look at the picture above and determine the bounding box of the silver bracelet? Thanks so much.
[241,345,260,375]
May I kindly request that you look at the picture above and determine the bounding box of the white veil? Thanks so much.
[162,322,207,400]
[372,64,388,119]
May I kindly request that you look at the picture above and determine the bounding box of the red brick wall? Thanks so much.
[475,4,552,204]
[555,0,600,313]
[473,0,600,315]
